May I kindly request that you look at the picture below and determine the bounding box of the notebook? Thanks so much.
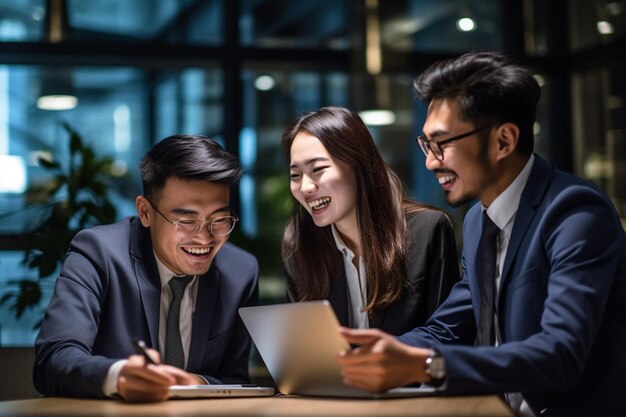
[168,384,275,398]
[238,300,438,399]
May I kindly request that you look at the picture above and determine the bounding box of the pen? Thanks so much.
[133,339,158,365]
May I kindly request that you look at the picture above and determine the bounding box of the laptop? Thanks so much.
[238,300,438,399]
[168,384,275,399]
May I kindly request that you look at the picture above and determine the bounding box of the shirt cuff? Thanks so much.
[195,374,210,384]
[102,359,128,397]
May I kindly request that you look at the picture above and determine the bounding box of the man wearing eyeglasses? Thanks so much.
[338,52,626,417]
[34,135,259,402]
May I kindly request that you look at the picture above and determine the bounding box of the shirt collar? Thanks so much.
[153,251,196,289]
[331,224,354,259]
[484,154,535,230]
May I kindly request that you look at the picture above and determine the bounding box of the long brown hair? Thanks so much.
[281,106,428,315]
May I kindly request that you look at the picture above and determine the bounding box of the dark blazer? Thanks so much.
[398,155,626,417]
[286,209,460,335]
[34,216,259,398]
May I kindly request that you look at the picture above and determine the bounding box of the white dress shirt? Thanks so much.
[101,253,198,396]
[483,154,536,417]
[331,225,369,329]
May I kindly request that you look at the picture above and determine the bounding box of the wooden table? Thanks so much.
[0,395,513,416]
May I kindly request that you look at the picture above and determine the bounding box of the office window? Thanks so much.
[379,0,502,53]
[154,68,224,139]
[572,65,626,226]
[0,64,227,345]
[232,69,352,302]
[239,0,350,48]
[68,0,224,44]
[569,0,626,51]
[0,0,45,42]
[0,0,224,44]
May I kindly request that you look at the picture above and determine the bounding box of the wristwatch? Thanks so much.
[424,349,447,387]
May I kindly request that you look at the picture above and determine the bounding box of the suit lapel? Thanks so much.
[464,206,484,324]
[188,265,220,371]
[500,155,553,292]
[369,307,384,329]
[328,272,349,327]
[130,218,161,349]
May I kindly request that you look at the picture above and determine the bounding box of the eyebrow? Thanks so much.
[170,205,231,218]
[289,156,330,169]
[422,128,450,140]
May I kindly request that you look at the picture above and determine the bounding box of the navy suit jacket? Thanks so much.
[398,155,626,417]
[34,217,259,398]
[286,209,460,335]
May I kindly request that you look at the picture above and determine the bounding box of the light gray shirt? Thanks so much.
[331,225,369,329]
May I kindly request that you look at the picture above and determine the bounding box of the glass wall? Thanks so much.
[0,63,225,344]
[11,0,621,348]
[572,66,626,227]
[568,0,626,226]
[379,0,502,53]
[569,0,626,52]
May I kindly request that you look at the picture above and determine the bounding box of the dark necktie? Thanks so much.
[476,212,500,346]
[165,275,193,368]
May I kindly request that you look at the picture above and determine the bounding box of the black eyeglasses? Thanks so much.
[145,198,238,237]
[416,123,496,161]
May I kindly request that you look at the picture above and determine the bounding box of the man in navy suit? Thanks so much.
[34,135,259,401]
[338,52,626,417]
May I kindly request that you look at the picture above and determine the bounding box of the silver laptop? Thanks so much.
[239,300,437,399]
[168,384,274,399]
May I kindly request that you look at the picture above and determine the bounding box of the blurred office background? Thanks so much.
[0,0,624,347]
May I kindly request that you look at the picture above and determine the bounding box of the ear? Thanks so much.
[494,122,519,161]
[136,196,151,227]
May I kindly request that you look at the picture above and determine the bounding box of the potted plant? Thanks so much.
[0,123,118,326]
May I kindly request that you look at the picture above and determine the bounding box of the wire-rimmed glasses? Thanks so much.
[145,198,238,237]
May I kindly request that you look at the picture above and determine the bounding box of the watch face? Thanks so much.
[426,350,446,381]
[429,357,446,379]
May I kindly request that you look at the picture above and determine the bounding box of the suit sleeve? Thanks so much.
[407,187,626,395]
[399,208,495,348]
[33,229,117,398]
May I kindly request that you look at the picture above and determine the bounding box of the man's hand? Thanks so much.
[117,349,204,402]
[337,327,430,393]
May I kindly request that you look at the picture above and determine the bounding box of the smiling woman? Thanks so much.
[281,106,460,335]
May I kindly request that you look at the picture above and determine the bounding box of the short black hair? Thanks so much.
[140,135,242,200]
[413,51,540,155]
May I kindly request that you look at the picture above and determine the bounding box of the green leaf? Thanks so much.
[15,280,42,319]
[39,158,61,170]
[7,122,118,325]
[65,123,83,156]
[0,292,14,305]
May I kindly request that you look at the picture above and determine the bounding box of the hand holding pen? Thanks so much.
[133,339,159,365]
[120,340,199,402]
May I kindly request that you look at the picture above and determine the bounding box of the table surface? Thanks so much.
[0,395,514,417]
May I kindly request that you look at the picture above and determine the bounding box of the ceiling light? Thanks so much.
[254,75,276,91]
[37,94,78,111]
[457,17,476,32]
[358,109,396,127]
[597,21,614,35]
[37,69,78,111]
[37,0,78,110]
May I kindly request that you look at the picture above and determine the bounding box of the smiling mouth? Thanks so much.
[308,197,331,211]
[438,174,457,185]
[182,247,211,256]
